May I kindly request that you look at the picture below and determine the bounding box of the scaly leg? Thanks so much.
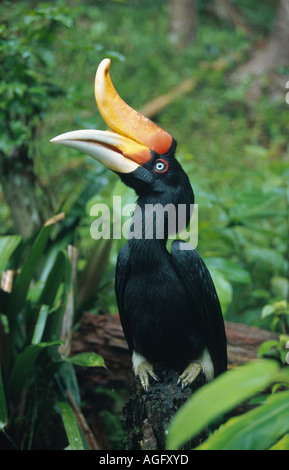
[132,351,159,392]
[178,361,202,389]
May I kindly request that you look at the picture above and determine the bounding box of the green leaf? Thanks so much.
[0,235,22,274]
[0,365,8,430]
[197,390,289,450]
[7,224,53,322]
[270,433,289,450]
[32,305,50,344]
[205,257,251,284]
[41,249,73,343]
[261,304,275,318]
[271,276,289,299]
[244,144,268,159]
[57,362,81,407]
[38,250,67,307]
[57,401,85,450]
[166,360,281,450]
[8,341,63,398]
[245,247,287,272]
[77,238,112,308]
[209,268,233,314]
[257,340,279,358]
[66,352,105,368]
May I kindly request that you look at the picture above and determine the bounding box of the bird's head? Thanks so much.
[51,58,194,212]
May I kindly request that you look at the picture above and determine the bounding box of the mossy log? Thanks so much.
[71,313,279,389]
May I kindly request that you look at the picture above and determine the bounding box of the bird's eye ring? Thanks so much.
[154,159,169,174]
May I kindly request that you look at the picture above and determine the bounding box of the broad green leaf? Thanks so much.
[38,250,67,307]
[209,268,233,314]
[244,247,287,272]
[39,249,71,341]
[261,304,275,318]
[66,352,105,368]
[77,238,112,308]
[0,235,21,274]
[0,365,8,430]
[57,401,85,450]
[205,257,251,284]
[197,390,289,450]
[32,305,50,344]
[244,144,268,159]
[39,172,109,286]
[257,340,279,358]
[270,433,289,450]
[271,276,289,299]
[166,360,281,450]
[7,223,54,322]
[38,232,73,284]
[8,341,63,398]
[56,361,81,407]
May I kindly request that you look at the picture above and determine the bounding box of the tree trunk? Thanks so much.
[0,145,48,239]
[168,0,197,48]
[208,0,252,36]
[231,0,289,84]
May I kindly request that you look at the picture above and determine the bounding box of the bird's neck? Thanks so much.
[127,198,170,267]
[128,236,169,269]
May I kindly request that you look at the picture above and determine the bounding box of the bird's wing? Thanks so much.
[115,243,133,353]
[171,240,227,377]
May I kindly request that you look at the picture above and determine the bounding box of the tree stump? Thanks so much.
[122,368,207,450]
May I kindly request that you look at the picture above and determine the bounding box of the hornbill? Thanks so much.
[51,59,227,391]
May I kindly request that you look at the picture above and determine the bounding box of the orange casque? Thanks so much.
[94,58,173,164]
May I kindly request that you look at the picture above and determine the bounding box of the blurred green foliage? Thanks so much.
[168,359,289,450]
[0,223,106,449]
[0,0,289,450]
[0,3,76,155]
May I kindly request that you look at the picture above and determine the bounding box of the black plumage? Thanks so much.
[115,145,227,387]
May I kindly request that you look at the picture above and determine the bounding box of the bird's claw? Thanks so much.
[178,361,202,389]
[137,361,159,392]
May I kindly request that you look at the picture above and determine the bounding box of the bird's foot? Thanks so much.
[136,361,159,392]
[178,361,202,389]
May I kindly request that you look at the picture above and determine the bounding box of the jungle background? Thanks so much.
[1,0,289,451]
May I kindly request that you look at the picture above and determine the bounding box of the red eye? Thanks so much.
[154,159,169,174]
